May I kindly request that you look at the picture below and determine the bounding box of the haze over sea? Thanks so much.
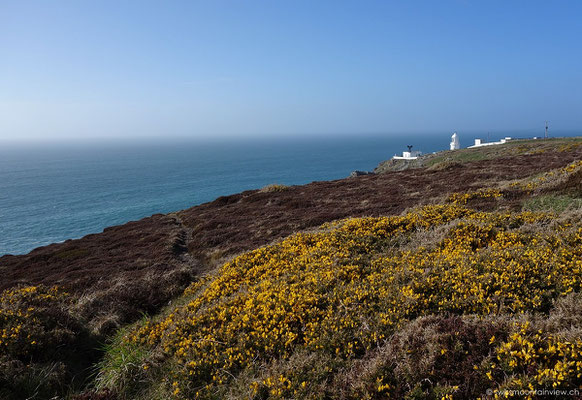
[0,132,572,256]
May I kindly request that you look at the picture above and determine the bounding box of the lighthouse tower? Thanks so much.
[450,132,460,150]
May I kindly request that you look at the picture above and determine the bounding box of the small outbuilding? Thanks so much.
[393,145,422,160]
[469,137,512,148]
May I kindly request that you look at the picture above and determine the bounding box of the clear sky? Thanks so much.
[1,0,581,141]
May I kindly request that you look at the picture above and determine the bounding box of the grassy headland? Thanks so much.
[375,137,582,173]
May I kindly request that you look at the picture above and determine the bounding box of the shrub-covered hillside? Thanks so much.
[95,162,582,399]
[2,139,582,399]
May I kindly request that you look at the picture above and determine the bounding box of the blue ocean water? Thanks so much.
[0,132,564,256]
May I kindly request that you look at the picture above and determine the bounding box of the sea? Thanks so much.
[0,132,569,256]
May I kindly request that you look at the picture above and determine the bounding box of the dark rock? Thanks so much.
[349,170,375,177]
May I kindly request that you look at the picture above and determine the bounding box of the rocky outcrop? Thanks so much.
[349,170,375,177]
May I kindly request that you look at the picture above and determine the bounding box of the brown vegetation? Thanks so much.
[0,145,581,334]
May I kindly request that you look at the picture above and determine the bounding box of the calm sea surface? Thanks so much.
[0,133,564,256]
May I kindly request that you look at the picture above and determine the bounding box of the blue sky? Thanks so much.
[1,1,581,141]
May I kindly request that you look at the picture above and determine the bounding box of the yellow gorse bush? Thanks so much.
[0,285,66,356]
[484,322,582,397]
[122,192,582,398]
[448,188,502,205]
[516,160,582,191]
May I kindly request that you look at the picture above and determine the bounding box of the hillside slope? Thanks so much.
[1,138,582,334]
[375,137,582,173]
[1,137,582,399]
[99,155,582,399]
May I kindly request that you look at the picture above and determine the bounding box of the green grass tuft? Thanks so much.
[522,194,582,213]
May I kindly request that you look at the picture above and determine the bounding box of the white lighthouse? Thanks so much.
[450,132,460,150]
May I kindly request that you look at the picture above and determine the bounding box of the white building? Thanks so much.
[469,137,512,148]
[393,148,422,160]
[450,132,460,150]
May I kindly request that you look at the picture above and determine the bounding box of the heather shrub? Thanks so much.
[0,285,99,399]
[75,265,197,335]
[332,315,512,399]
[72,388,118,400]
